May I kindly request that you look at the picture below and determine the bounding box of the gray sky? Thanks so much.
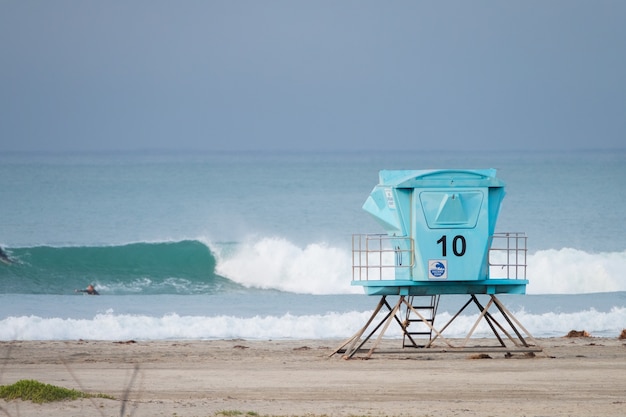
[1,1,624,153]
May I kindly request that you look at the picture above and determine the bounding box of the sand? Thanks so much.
[1,337,625,417]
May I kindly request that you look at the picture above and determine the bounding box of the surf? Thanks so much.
[214,236,626,295]
[2,298,624,341]
[2,237,625,296]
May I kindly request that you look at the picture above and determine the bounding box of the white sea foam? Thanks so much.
[2,306,625,341]
[213,237,361,295]
[213,237,626,295]
[528,249,626,294]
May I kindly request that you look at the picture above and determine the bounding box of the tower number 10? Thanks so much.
[436,235,467,257]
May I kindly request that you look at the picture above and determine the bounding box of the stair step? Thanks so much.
[403,295,440,345]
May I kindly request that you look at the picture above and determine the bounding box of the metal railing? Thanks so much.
[488,232,527,279]
[352,234,414,281]
[352,232,528,281]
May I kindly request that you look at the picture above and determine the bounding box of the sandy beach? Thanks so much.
[1,337,625,417]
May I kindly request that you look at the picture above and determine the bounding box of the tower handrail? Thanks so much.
[352,232,528,281]
[352,234,414,281]
[488,232,527,279]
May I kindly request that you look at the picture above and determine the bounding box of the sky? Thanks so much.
[1,1,625,153]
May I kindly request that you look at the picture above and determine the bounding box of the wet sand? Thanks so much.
[1,337,625,417]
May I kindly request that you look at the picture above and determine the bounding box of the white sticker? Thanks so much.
[428,259,447,279]
[385,189,396,209]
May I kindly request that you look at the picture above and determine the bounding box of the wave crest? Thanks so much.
[214,237,360,295]
[0,240,238,294]
[3,238,625,296]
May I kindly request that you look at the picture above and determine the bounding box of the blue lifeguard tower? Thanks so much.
[333,169,540,359]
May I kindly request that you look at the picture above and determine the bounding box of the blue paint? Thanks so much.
[353,169,528,295]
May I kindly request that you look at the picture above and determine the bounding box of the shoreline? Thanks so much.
[1,337,625,417]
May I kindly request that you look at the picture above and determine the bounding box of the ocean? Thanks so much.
[1,149,625,341]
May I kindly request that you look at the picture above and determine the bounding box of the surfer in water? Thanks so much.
[0,247,11,265]
[76,284,99,295]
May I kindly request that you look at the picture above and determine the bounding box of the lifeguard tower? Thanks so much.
[333,169,540,359]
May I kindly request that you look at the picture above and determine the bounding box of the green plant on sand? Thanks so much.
[0,379,114,404]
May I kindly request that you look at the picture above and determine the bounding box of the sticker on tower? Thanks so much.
[428,260,447,279]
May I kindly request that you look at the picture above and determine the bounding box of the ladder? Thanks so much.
[402,295,440,348]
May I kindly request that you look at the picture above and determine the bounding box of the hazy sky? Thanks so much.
[1,1,624,153]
